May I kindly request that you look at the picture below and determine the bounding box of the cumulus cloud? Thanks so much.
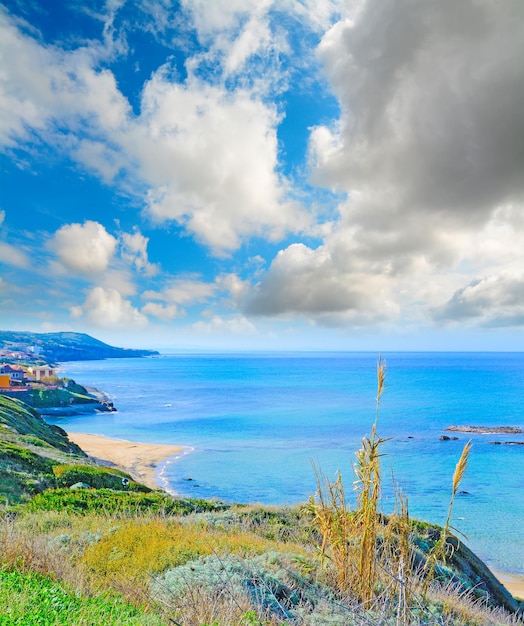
[135,74,308,252]
[120,230,158,276]
[246,0,524,328]
[141,301,179,321]
[50,221,117,275]
[433,274,524,328]
[247,242,399,325]
[215,273,251,307]
[4,0,524,334]
[0,8,310,256]
[0,11,130,149]
[70,286,147,328]
[311,0,524,218]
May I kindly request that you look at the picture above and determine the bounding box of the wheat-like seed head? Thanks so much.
[452,440,472,496]
[377,356,386,403]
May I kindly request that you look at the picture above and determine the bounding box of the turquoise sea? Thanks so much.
[49,352,524,576]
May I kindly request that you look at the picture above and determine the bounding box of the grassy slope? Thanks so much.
[0,394,522,625]
[0,395,143,504]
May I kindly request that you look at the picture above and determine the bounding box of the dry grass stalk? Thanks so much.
[352,355,387,602]
[308,464,356,592]
[446,439,472,535]
[424,441,472,590]
[309,357,390,602]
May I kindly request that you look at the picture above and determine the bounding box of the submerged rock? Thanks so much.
[490,441,524,446]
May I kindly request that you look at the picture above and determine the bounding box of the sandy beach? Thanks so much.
[493,571,524,600]
[67,432,184,491]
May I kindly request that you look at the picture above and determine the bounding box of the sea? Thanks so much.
[47,352,524,576]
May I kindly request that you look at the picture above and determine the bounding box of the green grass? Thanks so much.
[0,395,83,453]
[24,488,228,515]
[53,464,150,492]
[0,569,165,625]
[26,387,96,408]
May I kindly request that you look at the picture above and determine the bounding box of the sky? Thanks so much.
[1,0,524,352]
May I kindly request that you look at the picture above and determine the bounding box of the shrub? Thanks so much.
[52,464,149,492]
[24,489,227,516]
[81,518,305,586]
[0,441,57,474]
[152,552,346,625]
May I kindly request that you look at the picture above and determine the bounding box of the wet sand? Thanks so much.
[66,432,184,490]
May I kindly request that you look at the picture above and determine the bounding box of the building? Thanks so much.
[0,374,11,388]
[28,364,56,381]
[0,363,28,385]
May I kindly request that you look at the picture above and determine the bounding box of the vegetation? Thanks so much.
[26,386,98,408]
[0,366,522,625]
[0,330,158,363]
[0,395,82,452]
[0,569,165,625]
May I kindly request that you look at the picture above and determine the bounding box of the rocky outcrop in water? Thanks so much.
[445,425,523,434]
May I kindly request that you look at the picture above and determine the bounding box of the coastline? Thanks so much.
[66,431,186,491]
[66,430,524,603]
[493,571,524,600]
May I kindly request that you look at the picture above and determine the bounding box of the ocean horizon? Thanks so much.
[48,351,524,577]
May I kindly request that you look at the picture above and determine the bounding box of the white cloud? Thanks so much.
[216,273,251,307]
[0,12,130,149]
[192,314,256,335]
[181,0,270,38]
[135,74,308,253]
[141,301,179,321]
[0,8,311,255]
[143,278,215,305]
[120,230,158,276]
[73,140,126,183]
[0,241,30,269]
[434,273,524,328]
[98,269,137,297]
[50,221,117,275]
[70,286,147,328]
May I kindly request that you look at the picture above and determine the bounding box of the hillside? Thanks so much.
[0,395,153,504]
[0,330,159,363]
[0,394,522,624]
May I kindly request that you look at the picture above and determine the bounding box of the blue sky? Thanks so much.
[1,0,524,351]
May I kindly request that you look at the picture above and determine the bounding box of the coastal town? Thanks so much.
[0,333,117,412]
[0,340,59,397]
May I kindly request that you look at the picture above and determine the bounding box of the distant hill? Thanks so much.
[0,330,159,363]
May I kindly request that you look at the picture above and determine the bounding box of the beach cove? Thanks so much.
[66,432,186,491]
[65,429,524,601]
[49,351,524,581]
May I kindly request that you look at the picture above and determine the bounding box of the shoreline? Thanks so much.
[493,571,524,600]
[66,430,524,602]
[66,431,187,491]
